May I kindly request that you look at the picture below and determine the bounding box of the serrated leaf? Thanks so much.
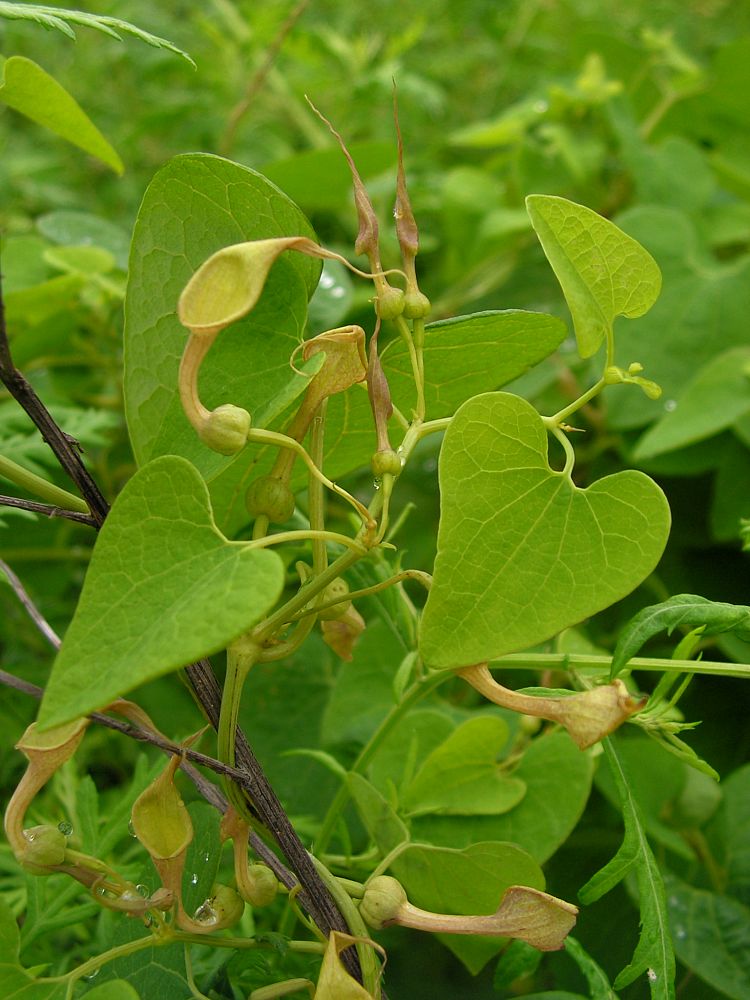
[390,841,545,974]
[419,392,670,668]
[526,195,661,358]
[0,56,123,174]
[38,455,284,729]
[611,594,750,678]
[633,347,750,459]
[579,739,675,1000]
[0,4,194,64]
[400,717,526,817]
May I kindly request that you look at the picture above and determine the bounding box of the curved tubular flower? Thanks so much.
[460,664,645,749]
[360,876,577,952]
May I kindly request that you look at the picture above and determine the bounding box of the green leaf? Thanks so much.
[348,773,410,857]
[383,310,567,420]
[611,595,750,678]
[368,709,455,798]
[182,801,222,915]
[85,982,141,1000]
[634,347,750,460]
[262,141,396,212]
[493,939,543,991]
[400,717,526,817]
[706,763,750,908]
[0,56,123,174]
[606,208,750,430]
[0,4,194,64]
[38,455,284,728]
[593,735,696,860]
[579,739,675,1000]
[321,619,406,749]
[37,210,131,271]
[564,937,619,1000]
[124,155,321,528]
[411,730,594,864]
[0,897,67,999]
[665,874,750,1000]
[419,392,670,668]
[96,910,190,998]
[525,195,661,358]
[390,841,545,974]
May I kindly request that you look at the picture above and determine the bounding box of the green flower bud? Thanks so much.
[360,875,407,930]
[243,864,279,908]
[21,824,68,873]
[199,404,251,456]
[371,449,402,478]
[245,475,295,524]
[375,285,405,321]
[318,577,351,622]
[402,289,431,320]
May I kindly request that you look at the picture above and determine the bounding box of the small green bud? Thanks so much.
[244,864,279,907]
[199,404,251,456]
[627,361,644,375]
[245,475,296,524]
[375,285,405,321]
[318,577,351,622]
[371,449,402,478]
[21,824,67,873]
[402,289,431,320]
[360,875,407,930]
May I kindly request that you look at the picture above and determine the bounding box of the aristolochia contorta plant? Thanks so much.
[11,102,747,1000]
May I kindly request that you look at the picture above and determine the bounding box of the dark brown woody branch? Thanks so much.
[0,494,98,527]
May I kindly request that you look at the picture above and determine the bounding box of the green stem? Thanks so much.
[290,569,432,621]
[395,315,425,420]
[310,856,381,997]
[550,425,575,477]
[217,639,262,817]
[252,547,367,644]
[41,933,155,987]
[0,454,90,514]
[309,400,328,578]
[173,931,325,953]
[495,652,750,679]
[247,426,370,524]
[544,375,606,428]
[315,670,450,854]
[245,529,366,555]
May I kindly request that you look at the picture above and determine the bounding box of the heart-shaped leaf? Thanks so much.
[38,456,284,729]
[526,195,661,358]
[419,392,670,668]
[400,717,526,817]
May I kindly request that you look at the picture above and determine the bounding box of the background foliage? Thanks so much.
[1,1,750,998]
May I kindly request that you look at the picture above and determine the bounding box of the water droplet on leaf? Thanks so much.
[57,820,73,836]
